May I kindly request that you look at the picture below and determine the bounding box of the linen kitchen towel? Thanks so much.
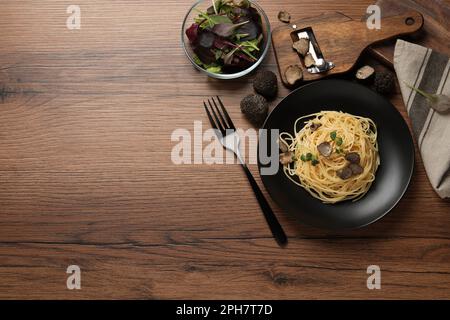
[394,39,450,199]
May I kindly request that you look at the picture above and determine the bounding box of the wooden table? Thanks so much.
[0,0,449,300]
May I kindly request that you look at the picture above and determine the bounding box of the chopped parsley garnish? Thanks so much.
[300,153,320,166]
[330,131,337,141]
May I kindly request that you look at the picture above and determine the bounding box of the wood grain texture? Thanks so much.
[0,0,449,299]
[369,0,450,66]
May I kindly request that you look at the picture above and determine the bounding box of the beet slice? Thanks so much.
[186,23,199,43]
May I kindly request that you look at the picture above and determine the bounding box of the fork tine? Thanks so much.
[216,96,236,130]
[207,99,226,135]
[204,101,219,132]
[211,97,231,131]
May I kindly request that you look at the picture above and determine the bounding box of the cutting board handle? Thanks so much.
[365,10,423,45]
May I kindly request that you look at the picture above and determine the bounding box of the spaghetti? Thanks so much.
[280,111,380,204]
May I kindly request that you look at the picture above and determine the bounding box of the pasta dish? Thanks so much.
[279,111,380,204]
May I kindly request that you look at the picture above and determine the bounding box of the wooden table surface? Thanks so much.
[0,0,449,300]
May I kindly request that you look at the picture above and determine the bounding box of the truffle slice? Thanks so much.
[278,139,289,153]
[285,65,303,86]
[304,53,315,68]
[317,142,332,157]
[278,11,291,23]
[310,123,322,132]
[338,167,353,180]
[253,70,278,99]
[356,65,375,84]
[293,38,310,56]
[279,152,294,165]
[345,152,361,164]
[349,163,364,175]
[240,94,269,127]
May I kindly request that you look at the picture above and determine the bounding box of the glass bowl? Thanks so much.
[181,0,271,80]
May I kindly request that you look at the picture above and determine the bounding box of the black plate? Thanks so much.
[258,80,415,230]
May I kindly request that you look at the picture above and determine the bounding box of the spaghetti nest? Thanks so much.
[280,111,380,204]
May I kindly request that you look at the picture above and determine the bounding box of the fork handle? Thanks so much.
[241,164,288,247]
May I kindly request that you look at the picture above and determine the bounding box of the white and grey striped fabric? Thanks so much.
[394,40,450,199]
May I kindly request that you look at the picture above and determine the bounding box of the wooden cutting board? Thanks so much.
[272,10,423,86]
[368,0,450,67]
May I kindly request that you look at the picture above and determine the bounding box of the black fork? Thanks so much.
[204,96,288,247]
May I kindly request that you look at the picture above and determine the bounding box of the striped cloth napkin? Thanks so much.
[394,39,450,199]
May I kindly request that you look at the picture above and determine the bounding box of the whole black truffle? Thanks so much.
[240,94,269,127]
[373,71,395,95]
[253,70,278,99]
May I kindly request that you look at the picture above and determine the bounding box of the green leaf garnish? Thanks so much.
[239,0,251,8]
[214,49,223,60]
[239,47,257,61]
[239,39,260,51]
[235,33,250,41]
[192,54,204,67]
[195,9,232,28]
[210,15,233,25]
[330,131,337,141]
[206,65,222,74]
[336,137,343,146]
[195,10,215,28]
[212,0,221,15]
[220,4,233,15]
[301,153,319,165]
